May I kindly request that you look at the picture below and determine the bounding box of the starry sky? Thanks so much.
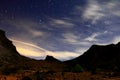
[0,0,120,61]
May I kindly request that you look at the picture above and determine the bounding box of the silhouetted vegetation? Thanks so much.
[22,76,32,80]
[72,64,84,72]
[0,65,18,75]
[35,71,42,80]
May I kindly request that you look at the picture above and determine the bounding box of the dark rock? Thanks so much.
[45,55,60,62]
[0,29,29,63]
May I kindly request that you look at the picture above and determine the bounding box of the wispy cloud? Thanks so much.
[81,0,120,24]
[84,31,110,42]
[112,11,120,17]
[61,32,91,46]
[95,35,120,45]
[82,0,104,24]
[84,33,99,42]
[62,32,79,43]
[49,18,75,28]
[3,18,46,38]
[75,47,88,55]
[28,29,44,37]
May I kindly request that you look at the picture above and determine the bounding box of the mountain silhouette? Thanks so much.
[0,30,29,64]
[67,43,120,71]
[1,29,120,73]
[45,55,60,62]
[0,29,65,74]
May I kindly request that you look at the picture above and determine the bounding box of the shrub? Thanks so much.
[22,76,32,80]
[34,71,43,80]
[73,64,84,72]
[0,65,18,75]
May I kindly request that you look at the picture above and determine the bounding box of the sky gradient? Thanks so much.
[0,0,120,61]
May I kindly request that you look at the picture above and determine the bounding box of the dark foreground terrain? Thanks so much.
[1,71,120,80]
[1,29,120,80]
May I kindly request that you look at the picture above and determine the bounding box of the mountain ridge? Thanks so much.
[66,42,120,71]
[0,30,23,63]
[1,29,120,72]
[0,29,65,74]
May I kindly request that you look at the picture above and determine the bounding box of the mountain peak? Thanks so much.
[45,55,60,62]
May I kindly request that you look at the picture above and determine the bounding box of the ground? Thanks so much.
[1,71,120,80]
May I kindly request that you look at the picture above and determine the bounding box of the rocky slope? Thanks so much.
[0,29,65,74]
[0,30,27,63]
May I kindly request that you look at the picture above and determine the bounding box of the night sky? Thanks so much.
[0,0,120,61]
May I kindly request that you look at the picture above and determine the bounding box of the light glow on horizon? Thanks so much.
[11,39,80,61]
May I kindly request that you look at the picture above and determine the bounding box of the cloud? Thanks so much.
[72,6,84,16]
[75,47,88,55]
[112,11,120,17]
[16,48,45,59]
[62,32,79,43]
[11,39,80,61]
[1,18,50,46]
[106,2,120,17]
[104,21,112,25]
[85,33,100,42]
[11,39,45,50]
[82,0,105,24]
[47,51,79,61]
[61,32,91,47]
[95,35,120,45]
[49,18,75,28]
[6,18,37,29]
[112,36,120,44]
[28,29,44,38]
[11,39,46,58]
[82,0,120,24]
[84,30,111,42]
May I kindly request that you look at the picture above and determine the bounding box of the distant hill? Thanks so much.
[66,43,120,71]
[45,55,60,62]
